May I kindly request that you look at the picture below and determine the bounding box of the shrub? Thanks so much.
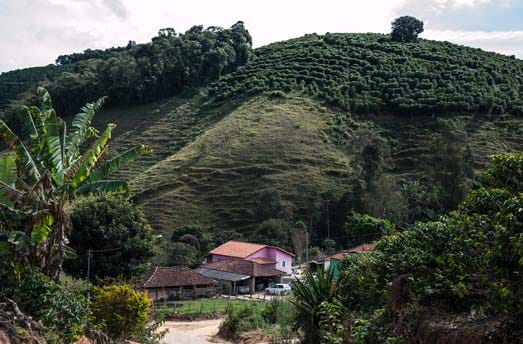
[218,303,266,339]
[90,285,151,341]
[14,270,88,343]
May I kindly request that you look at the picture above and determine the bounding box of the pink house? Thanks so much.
[209,240,295,275]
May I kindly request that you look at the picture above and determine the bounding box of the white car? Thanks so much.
[265,283,291,295]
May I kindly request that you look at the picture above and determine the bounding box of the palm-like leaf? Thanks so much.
[85,144,152,183]
[0,120,41,184]
[42,109,65,184]
[0,155,16,186]
[67,96,106,165]
[74,180,128,196]
[70,123,116,187]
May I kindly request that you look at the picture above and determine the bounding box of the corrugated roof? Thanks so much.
[141,266,215,288]
[194,268,250,282]
[209,240,295,258]
[327,244,376,260]
[201,259,285,277]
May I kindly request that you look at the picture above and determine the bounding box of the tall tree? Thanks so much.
[0,87,151,280]
[391,16,424,42]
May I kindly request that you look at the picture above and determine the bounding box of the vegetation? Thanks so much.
[292,153,523,343]
[90,285,162,342]
[391,16,424,42]
[0,88,155,342]
[0,87,151,281]
[65,195,155,280]
[210,33,523,115]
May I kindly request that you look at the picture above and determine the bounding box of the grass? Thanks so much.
[155,299,260,315]
[86,91,522,263]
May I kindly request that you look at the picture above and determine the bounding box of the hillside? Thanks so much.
[106,94,521,242]
[2,31,523,255]
[210,33,523,116]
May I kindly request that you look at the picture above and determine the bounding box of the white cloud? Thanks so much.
[423,29,523,56]
[0,0,521,73]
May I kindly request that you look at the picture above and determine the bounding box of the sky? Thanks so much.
[0,0,522,73]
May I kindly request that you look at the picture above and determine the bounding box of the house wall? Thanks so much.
[247,248,292,274]
[211,247,293,274]
[211,254,240,263]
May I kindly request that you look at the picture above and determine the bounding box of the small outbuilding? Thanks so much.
[141,266,216,301]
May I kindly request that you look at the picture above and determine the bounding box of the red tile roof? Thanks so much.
[201,260,284,277]
[327,244,376,260]
[141,266,215,288]
[250,257,276,265]
[209,240,295,258]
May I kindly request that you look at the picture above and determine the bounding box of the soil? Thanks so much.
[160,319,231,344]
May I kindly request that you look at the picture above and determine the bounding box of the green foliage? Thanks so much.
[344,212,393,245]
[47,22,252,116]
[166,241,199,267]
[252,218,292,250]
[292,268,343,343]
[317,299,346,344]
[483,153,523,192]
[334,152,523,342]
[90,285,151,341]
[0,87,150,280]
[391,16,424,42]
[219,303,265,340]
[14,270,88,343]
[210,33,523,116]
[65,195,155,280]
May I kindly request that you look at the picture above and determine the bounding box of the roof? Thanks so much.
[250,257,276,265]
[209,240,295,258]
[200,259,285,278]
[141,266,216,289]
[194,268,250,282]
[327,244,376,260]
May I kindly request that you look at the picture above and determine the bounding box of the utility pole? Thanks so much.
[85,247,121,301]
[325,199,331,239]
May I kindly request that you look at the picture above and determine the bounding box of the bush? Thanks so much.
[90,285,151,341]
[218,303,266,340]
[14,270,88,343]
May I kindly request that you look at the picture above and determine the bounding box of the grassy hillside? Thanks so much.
[129,96,353,234]
[93,94,522,239]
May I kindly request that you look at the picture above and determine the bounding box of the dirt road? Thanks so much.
[161,319,231,344]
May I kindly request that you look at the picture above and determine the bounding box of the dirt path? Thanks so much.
[160,319,231,344]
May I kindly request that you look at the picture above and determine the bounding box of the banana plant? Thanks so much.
[0,87,151,280]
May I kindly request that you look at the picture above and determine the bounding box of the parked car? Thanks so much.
[237,286,250,294]
[265,283,291,295]
[256,283,265,291]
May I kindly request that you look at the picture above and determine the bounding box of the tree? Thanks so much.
[64,195,155,280]
[167,242,199,267]
[0,87,151,280]
[391,16,424,42]
[344,212,393,246]
[252,218,292,250]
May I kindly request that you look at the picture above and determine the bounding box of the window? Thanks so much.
[282,261,286,267]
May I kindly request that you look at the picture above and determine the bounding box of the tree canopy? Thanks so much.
[391,16,424,42]
[65,195,155,280]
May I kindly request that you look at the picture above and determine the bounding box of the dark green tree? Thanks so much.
[391,16,424,42]
[252,218,292,250]
[65,195,155,280]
